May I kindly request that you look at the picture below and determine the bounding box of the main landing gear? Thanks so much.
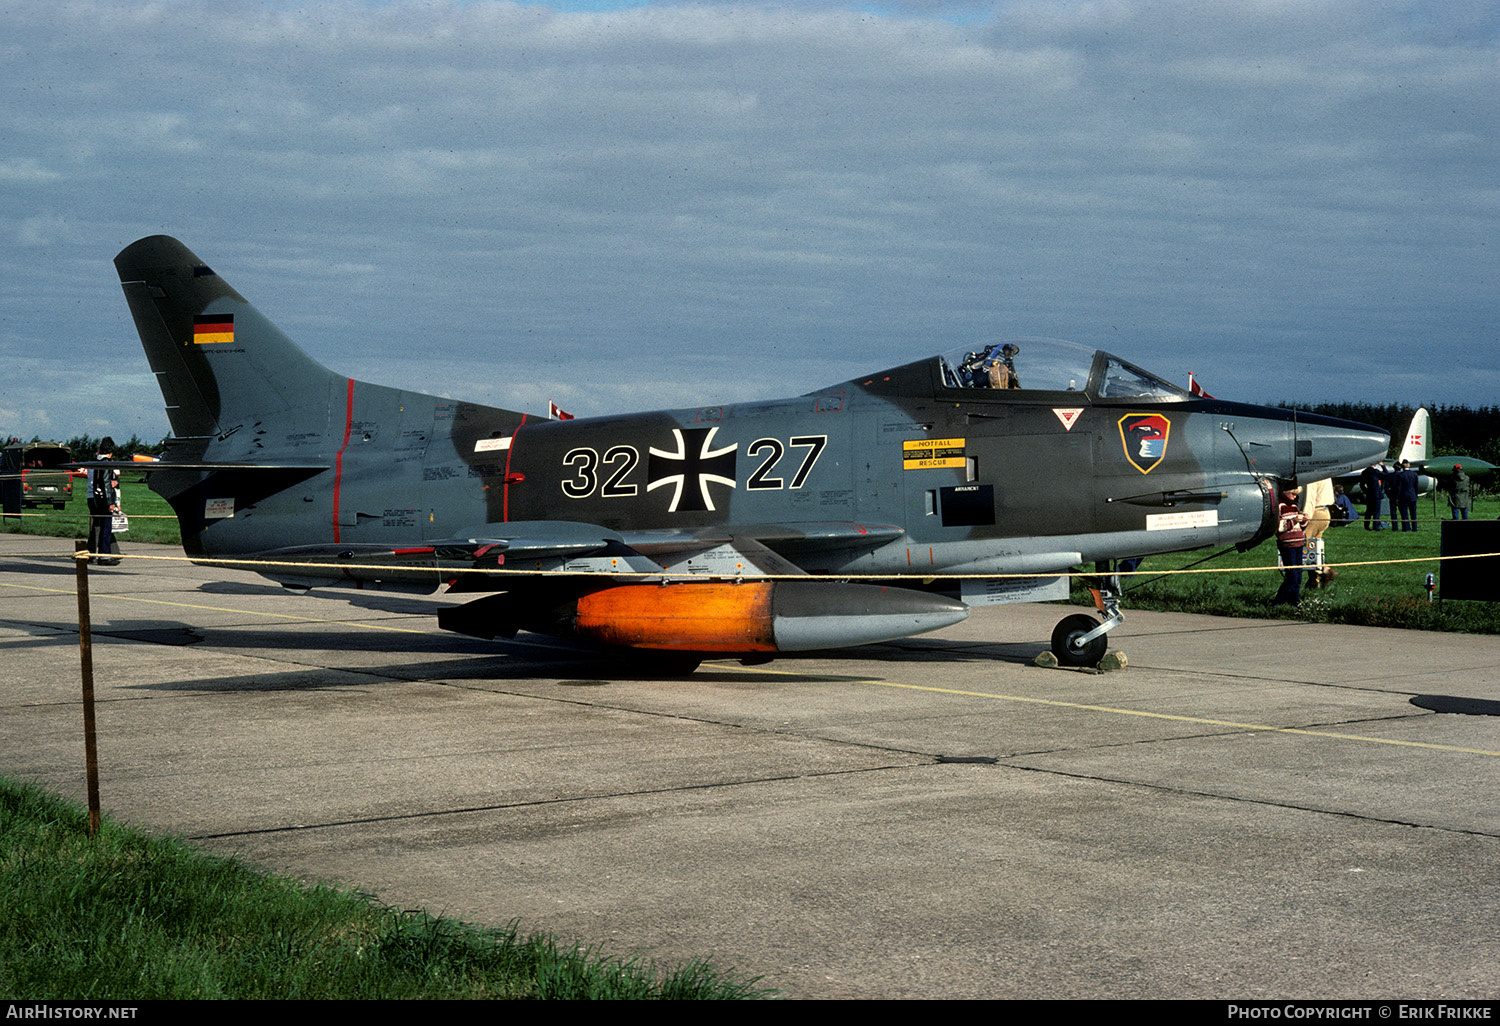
[1049,576,1126,668]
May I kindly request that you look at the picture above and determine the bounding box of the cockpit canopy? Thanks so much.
[938,338,1188,402]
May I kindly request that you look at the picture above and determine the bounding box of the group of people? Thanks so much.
[1358,460,1473,531]
[1360,461,1418,531]
[1274,461,1476,607]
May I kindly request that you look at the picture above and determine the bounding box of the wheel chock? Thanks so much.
[1035,650,1129,671]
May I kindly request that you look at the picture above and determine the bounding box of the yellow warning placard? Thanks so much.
[903,437,966,470]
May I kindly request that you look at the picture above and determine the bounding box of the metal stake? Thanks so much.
[74,541,100,836]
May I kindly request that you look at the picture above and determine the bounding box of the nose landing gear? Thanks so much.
[1049,583,1125,668]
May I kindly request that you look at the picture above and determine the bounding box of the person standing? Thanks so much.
[1359,463,1385,530]
[86,436,120,566]
[1382,462,1401,529]
[1394,460,1420,532]
[1273,487,1308,607]
[1448,465,1472,520]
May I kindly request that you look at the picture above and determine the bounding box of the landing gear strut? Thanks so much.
[1049,576,1126,668]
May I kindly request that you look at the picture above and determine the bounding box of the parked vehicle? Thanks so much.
[1,441,74,513]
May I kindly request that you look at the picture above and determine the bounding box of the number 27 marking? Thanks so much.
[748,435,826,490]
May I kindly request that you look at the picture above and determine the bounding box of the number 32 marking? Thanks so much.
[561,445,639,499]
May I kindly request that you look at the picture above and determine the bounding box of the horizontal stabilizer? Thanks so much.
[68,459,328,473]
[175,543,444,594]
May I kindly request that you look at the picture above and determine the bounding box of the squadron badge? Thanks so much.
[1118,413,1171,474]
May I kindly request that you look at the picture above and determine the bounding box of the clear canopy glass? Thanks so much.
[937,338,1187,401]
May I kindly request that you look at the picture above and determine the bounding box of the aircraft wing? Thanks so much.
[231,519,905,592]
[437,519,905,589]
[226,518,955,655]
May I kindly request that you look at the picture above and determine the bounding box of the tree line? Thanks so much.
[3,434,169,459]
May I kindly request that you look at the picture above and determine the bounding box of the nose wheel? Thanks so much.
[1051,614,1109,667]
[1048,583,1125,668]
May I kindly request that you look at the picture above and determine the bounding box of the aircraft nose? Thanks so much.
[1293,413,1390,482]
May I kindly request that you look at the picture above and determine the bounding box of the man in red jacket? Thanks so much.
[1273,487,1308,607]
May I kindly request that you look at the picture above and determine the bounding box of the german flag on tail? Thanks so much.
[192,313,234,344]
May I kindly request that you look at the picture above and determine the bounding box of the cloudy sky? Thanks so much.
[3,0,1497,443]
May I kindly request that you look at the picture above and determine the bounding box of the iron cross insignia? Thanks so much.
[647,427,738,512]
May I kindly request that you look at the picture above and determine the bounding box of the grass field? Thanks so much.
[1,475,181,546]
[1099,493,1500,634]
[0,778,767,1000]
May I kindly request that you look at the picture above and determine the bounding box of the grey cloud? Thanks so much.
[0,0,1495,442]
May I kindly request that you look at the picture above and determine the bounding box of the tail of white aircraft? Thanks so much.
[1397,408,1429,465]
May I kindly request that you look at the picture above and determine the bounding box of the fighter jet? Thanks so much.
[112,236,1389,670]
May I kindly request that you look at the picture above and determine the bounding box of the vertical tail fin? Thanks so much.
[115,236,533,557]
[114,235,340,443]
[1397,407,1430,465]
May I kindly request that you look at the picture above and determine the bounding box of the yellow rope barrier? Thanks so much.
[2,546,1497,581]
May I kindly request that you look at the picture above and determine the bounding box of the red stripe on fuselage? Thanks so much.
[332,378,354,542]
[502,413,527,522]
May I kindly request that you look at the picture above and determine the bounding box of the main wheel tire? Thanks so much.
[1051,614,1108,667]
[623,651,704,678]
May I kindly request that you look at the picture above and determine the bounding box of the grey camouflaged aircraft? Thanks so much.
[113,235,1389,672]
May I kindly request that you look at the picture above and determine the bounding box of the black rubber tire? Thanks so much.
[1051,614,1108,667]
[623,651,704,678]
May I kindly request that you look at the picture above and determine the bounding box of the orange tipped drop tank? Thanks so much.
[573,582,777,651]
